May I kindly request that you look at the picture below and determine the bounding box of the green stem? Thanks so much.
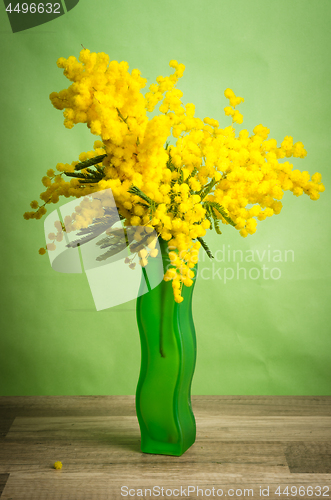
[116,108,129,127]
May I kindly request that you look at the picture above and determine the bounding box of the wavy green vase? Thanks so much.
[135,239,197,456]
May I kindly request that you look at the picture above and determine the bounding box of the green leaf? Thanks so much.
[214,219,222,235]
[197,237,214,259]
[186,167,198,182]
[199,178,217,201]
[96,242,127,261]
[128,186,158,213]
[73,154,107,171]
[203,201,236,227]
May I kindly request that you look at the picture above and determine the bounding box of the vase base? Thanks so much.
[140,436,195,457]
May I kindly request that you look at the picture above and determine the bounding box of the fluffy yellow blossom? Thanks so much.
[25,49,324,302]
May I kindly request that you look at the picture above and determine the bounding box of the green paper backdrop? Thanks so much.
[0,0,330,396]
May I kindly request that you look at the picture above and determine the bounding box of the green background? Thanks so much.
[0,0,330,396]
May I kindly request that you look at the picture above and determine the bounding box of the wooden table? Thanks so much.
[0,396,330,499]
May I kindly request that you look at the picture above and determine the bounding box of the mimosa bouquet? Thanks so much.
[24,49,324,303]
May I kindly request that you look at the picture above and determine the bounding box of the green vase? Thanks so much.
[135,239,197,456]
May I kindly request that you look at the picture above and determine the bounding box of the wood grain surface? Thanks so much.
[0,396,330,499]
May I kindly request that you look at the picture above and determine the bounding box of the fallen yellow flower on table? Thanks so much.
[53,461,62,470]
